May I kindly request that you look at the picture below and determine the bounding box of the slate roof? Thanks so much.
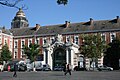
[0,27,12,35]
[9,17,120,38]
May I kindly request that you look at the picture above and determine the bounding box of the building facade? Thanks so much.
[1,9,120,70]
[0,27,13,59]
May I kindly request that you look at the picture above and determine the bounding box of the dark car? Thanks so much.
[42,64,51,71]
[97,65,113,71]
[53,66,64,71]
[18,63,27,71]
[3,61,27,72]
[3,61,19,71]
[74,66,87,71]
[36,66,42,71]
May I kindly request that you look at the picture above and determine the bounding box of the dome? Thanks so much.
[16,8,25,17]
[11,8,29,29]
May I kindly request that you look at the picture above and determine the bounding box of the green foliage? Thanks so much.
[104,39,120,69]
[80,33,107,58]
[23,43,40,62]
[0,44,12,62]
[57,0,68,5]
[105,39,120,59]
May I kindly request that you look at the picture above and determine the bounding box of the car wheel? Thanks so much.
[98,69,102,71]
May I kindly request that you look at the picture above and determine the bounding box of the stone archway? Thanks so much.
[53,47,66,69]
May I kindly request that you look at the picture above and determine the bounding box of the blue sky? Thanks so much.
[0,0,120,29]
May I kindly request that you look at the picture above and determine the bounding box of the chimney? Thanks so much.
[90,18,93,25]
[35,24,40,30]
[65,21,70,28]
[116,16,119,23]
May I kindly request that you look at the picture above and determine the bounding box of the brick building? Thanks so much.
[1,9,120,70]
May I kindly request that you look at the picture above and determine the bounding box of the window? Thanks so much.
[66,36,71,42]
[21,50,24,58]
[4,38,7,45]
[50,37,55,44]
[14,41,18,48]
[14,51,17,58]
[74,35,79,44]
[110,33,116,42]
[10,40,12,49]
[101,33,106,43]
[21,40,25,48]
[35,38,39,44]
[36,54,44,61]
[28,39,32,47]
[43,38,47,44]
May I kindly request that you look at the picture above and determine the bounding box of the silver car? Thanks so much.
[97,65,113,71]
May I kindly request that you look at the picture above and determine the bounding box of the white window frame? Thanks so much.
[4,38,7,45]
[66,35,71,43]
[28,38,32,47]
[110,32,116,42]
[50,37,55,44]
[21,50,24,58]
[74,35,79,45]
[14,40,18,48]
[10,40,12,49]
[21,39,25,48]
[101,33,106,42]
[43,37,47,45]
[14,51,18,59]
[35,38,39,44]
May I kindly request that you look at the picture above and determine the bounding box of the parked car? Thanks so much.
[42,64,51,71]
[53,66,64,71]
[97,65,113,71]
[0,65,4,72]
[3,61,19,71]
[18,63,27,71]
[3,60,27,72]
[26,63,33,71]
[74,66,87,71]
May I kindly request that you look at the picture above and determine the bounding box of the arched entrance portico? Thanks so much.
[53,47,66,69]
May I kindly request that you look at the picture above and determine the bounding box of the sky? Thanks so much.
[0,0,120,29]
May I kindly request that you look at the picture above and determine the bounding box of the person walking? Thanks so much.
[8,65,10,72]
[13,63,18,77]
[64,64,71,75]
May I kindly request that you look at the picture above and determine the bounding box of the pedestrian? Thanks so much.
[64,63,71,75]
[8,65,10,72]
[13,63,18,77]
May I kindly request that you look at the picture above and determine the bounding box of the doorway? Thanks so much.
[53,48,66,69]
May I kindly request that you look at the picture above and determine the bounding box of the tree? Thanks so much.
[23,43,40,63]
[57,0,68,5]
[0,44,12,62]
[80,33,108,70]
[23,43,40,71]
[0,0,68,8]
[0,0,23,8]
[104,39,120,70]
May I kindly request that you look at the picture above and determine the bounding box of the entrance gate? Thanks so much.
[53,48,66,69]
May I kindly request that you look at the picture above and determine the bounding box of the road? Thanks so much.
[0,71,120,80]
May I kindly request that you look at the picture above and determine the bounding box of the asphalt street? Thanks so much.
[0,71,120,80]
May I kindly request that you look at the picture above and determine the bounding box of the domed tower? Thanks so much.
[11,8,29,29]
